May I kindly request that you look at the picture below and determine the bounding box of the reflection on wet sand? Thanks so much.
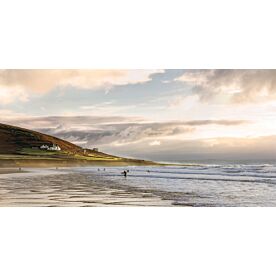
[0,168,25,175]
[0,170,172,206]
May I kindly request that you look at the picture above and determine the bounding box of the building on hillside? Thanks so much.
[92,148,99,152]
[40,144,61,151]
[40,144,49,150]
[48,144,61,151]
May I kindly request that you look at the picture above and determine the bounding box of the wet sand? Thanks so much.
[0,169,172,206]
[0,168,26,174]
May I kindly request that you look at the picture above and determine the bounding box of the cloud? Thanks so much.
[0,109,26,118]
[176,69,276,103]
[176,119,248,126]
[102,135,276,161]
[149,140,161,146]
[0,115,248,148]
[0,69,162,104]
[3,115,144,130]
[0,85,29,104]
[35,122,195,146]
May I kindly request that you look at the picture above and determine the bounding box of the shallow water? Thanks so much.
[76,164,276,206]
[1,164,276,206]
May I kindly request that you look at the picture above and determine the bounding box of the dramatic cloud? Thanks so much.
[176,69,276,103]
[31,124,188,146]
[0,69,162,104]
[0,115,248,147]
[2,115,144,131]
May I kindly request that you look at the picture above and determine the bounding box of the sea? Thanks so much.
[79,161,276,206]
[2,161,276,206]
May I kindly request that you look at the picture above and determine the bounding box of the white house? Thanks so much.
[40,144,49,150]
[40,144,61,151]
[48,144,61,151]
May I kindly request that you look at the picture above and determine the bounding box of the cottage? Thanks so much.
[40,144,61,151]
[48,144,61,151]
[40,144,49,150]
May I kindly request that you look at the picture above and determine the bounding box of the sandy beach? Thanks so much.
[0,168,171,206]
[0,168,27,175]
[2,163,276,206]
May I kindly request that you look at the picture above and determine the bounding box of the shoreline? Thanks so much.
[0,168,173,206]
[0,158,160,169]
[0,168,27,175]
[0,157,191,170]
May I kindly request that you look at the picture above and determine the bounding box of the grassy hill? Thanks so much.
[0,123,82,153]
[0,123,154,167]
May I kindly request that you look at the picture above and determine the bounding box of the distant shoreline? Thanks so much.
[0,157,160,169]
[0,168,26,174]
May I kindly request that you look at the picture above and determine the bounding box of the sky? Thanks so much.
[1,69,276,161]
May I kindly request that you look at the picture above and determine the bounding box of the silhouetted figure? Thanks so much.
[127,170,129,173]
[19,167,22,171]
[147,170,150,173]
[103,168,106,171]
[122,170,127,177]
[98,168,100,171]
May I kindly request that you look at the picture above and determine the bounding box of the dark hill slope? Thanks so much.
[0,123,88,154]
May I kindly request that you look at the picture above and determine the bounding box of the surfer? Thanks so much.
[122,170,127,177]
